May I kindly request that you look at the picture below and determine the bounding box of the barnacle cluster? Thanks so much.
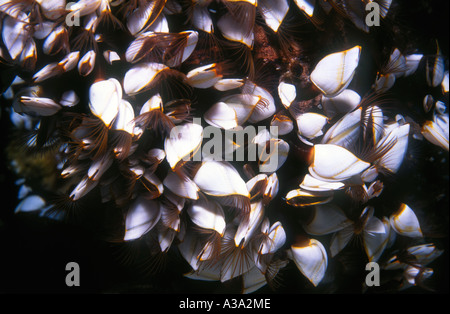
[0,0,448,293]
